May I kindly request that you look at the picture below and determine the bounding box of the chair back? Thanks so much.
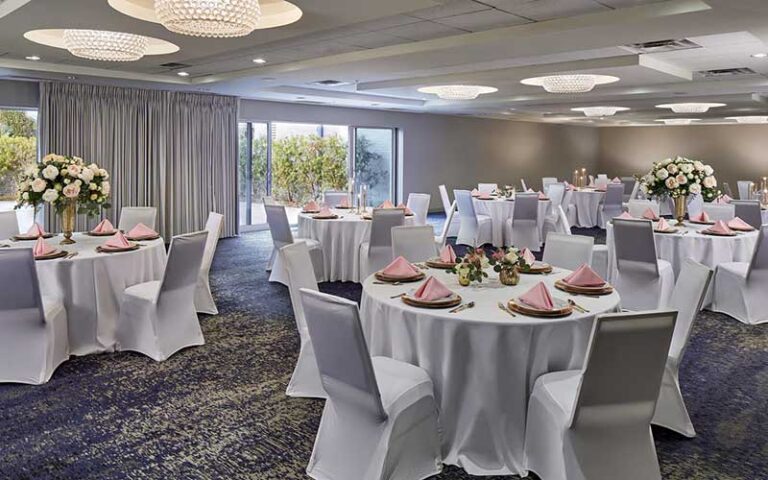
[323,191,348,208]
[0,248,44,317]
[438,185,453,216]
[280,242,319,333]
[721,182,733,199]
[557,205,572,234]
[118,206,158,232]
[454,189,479,227]
[541,177,558,194]
[621,177,637,202]
[562,186,573,211]
[368,209,405,250]
[737,181,754,200]
[588,174,595,187]
[478,183,498,194]
[265,204,294,248]
[200,212,224,276]
[263,195,276,206]
[747,225,768,280]
[570,310,676,429]
[300,289,386,420]
[702,203,735,221]
[392,226,437,262]
[613,218,659,276]
[160,231,207,297]
[668,259,712,362]
[436,201,456,247]
[406,193,431,226]
[604,183,624,207]
[513,193,539,222]
[543,233,594,271]
[594,177,609,190]
[520,179,528,191]
[0,211,19,239]
[686,194,704,218]
[627,200,660,219]
[547,183,566,212]
[732,200,763,229]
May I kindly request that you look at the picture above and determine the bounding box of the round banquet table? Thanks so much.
[570,189,605,228]
[297,209,414,283]
[360,266,621,476]
[3,232,166,355]
[472,197,551,247]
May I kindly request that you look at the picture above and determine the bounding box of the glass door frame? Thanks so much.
[240,121,271,229]
[350,126,398,203]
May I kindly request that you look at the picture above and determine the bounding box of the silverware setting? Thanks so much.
[390,292,406,299]
[373,281,403,285]
[65,251,79,260]
[0,244,10,248]
[450,301,475,314]
[497,302,517,317]
[568,298,589,313]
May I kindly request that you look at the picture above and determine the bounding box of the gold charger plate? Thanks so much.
[729,226,755,232]
[508,298,573,318]
[85,230,118,237]
[555,279,614,296]
[127,234,160,241]
[701,230,737,237]
[335,205,353,209]
[654,228,679,234]
[35,250,68,261]
[312,214,339,220]
[402,293,462,309]
[425,258,458,269]
[13,233,55,241]
[688,220,715,226]
[96,244,140,253]
[302,209,320,214]
[519,262,553,274]
[374,271,425,283]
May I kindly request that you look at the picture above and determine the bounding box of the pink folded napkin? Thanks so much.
[33,237,56,257]
[563,263,606,287]
[338,196,350,208]
[715,195,732,204]
[478,192,492,200]
[104,231,132,250]
[656,218,671,231]
[520,248,536,265]
[519,282,555,311]
[127,223,158,238]
[614,211,634,220]
[316,206,333,217]
[26,223,47,237]
[691,211,711,223]
[471,189,480,197]
[378,200,395,209]
[91,219,115,234]
[304,200,319,211]
[538,191,548,200]
[439,244,457,263]
[381,256,421,278]
[728,217,754,230]
[612,177,622,183]
[396,203,414,214]
[642,208,659,221]
[527,188,535,193]
[706,220,733,235]
[413,276,454,301]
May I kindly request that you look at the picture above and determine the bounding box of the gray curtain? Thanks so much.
[39,82,239,238]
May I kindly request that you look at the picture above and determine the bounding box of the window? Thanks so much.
[353,128,395,207]
[238,122,269,227]
[0,109,37,231]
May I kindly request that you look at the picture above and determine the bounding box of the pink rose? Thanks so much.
[62,183,80,198]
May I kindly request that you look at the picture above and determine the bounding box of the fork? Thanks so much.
[497,302,517,317]
[568,299,589,313]
[373,281,402,286]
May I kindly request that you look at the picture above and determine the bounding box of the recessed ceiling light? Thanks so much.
[417,85,498,100]
[725,116,768,124]
[253,58,266,64]
[571,106,630,117]
[656,102,725,113]
[520,74,619,93]
[751,53,768,58]
[177,71,189,77]
[25,55,41,61]
[66,75,77,80]
[656,118,700,125]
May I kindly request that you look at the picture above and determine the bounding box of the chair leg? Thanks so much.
[266,248,276,272]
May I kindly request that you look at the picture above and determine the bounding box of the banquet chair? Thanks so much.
[392,226,438,263]
[454,189,492,247]
[406,193,431,226]
[562,185,577,228]
[612,218,675,311]
[524,310,676,480]
[265,204,324,285]
[653,259,712,437]
[435,201,457,248]
[118,206,158,232]
[598,183,625,227]
[542,183,566,238]
[299,289,442,480]
[621,177,638,203]
[557,204,608,277]
[737,180,755,200]
[116,231,207,361]
[505,192,541,251]
[323,191,348,208]
[732,200,763,229]
[627,199,660,219]
[712,225,768,325]
[594,176,610,191]
[279,242,326,399]
[359,209,405,280]
[520,179,528,191]
[0,210,19,239]
[686,194,704,219]
[557,205,572,235]
[478,183,498,194]
[542,232,594,271]
[721,182,734,199]
[702,203,735,221]
[588,174,595,187]
[439,184,460,237]
[0,249,69,384]
[194,212,224,315]
[542,177,558,194]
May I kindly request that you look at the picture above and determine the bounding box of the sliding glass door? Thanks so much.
[238,122,269,228]
[354,127,395,206]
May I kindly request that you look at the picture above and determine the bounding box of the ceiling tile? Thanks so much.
[381,21,469,41]
[593,0,669,8]
[354,14,423,32]
[339,32,410,49]
[434,9,530,31]
[492,0,609,21]
[408,0,491,20]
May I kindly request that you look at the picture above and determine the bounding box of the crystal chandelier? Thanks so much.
[63,29,149,61]
[725,116,768,124]
[521,74,619,93]
[154,0,262,38]
[655,102,725,113]
[417,85,498,100]
[656,118,699,126]
[571,106,629,117]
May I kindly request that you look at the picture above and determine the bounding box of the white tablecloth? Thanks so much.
[473,198,551,247]
[297,210,413,283]
[360,267,620,476]
[570,190,605,228]
[3,233,166,355]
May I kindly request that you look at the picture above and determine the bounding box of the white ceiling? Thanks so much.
[3,0,768,126]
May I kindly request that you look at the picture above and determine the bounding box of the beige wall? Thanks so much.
[598,125,768,192]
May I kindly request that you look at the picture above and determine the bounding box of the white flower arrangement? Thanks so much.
[640,156,720,201]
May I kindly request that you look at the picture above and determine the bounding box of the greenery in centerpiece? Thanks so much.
[639,156,720,201]
[490,247,531,272]
[449,248,491,285]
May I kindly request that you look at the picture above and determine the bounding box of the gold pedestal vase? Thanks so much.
[60,201,77,245]
[674,196,687,226]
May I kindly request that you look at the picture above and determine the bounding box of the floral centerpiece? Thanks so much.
[449,248,491,286]
[15,154,111,244]
[639,156,720,225]
[490,247,532,285]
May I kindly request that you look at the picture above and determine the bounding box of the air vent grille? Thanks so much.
[312,80,350,87]
[621,38,701,54]
[696,67,759,79]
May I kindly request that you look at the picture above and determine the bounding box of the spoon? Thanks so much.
[498,302,517,317]
[373,281,402,286]
[568,299,589,313]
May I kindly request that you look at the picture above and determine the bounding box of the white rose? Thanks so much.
[88,163,99,170]
[42,154,57,163]
[703,176,717,188]
[676,174,687,185]
[665,177,679,189]
[62,183,80,199]
[68,164,81,177]
[22,192,29,200]
[667,164,678,174]
[689,183,701,195]
[25,165,39,177]
[704,165,714,176]
[662,158,673,165]
[90,194,97,201]
[693,161,704,171]
[78,168,94,183]
[89,183,97,190]
[31,178,47,192]
[656,168,669,180]
[101,181,110,195]
[42,189,59,203]
[681,164,694,174]
[42,165,59,180]
[640,184,649,194]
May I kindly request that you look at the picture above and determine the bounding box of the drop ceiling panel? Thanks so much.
[408,0,491,20]
[380,21,468,41]
[434,9,530,31]
[492,0,609,21]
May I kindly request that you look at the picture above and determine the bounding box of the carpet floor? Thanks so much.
[1,222,766,479]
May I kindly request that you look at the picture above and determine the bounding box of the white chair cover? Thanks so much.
[732,200,763,229]
[266,204,324,285]
[524,310,677,480]
[712,225,768,324]
[438,185,460,237]
[505,193,541,251]
[392,226,437,263]
[435,201,456,247]
[0,248,69,384]
[323,191,349,207]
[194,212,224,315]
[406,193,431,226]
[621,177,638,203]
[627,200,660,219]
[702,203,735,221]
[359,209,405,280]
[520,179,528,191]
[299,289,442,480]
[478,183,498,194]
[737,180,754,200]
[591,244,609,280]
[598,183,625,227]
[687,194,704,219]
[0,210,19,239]
[280,242,326,399]
[116,231,207,361]
[454,189,492,247]
[721,182,734,199]
[612,218,674,311]
[118,206,158,232]
[653,259,712,437]
[557,204,571,235]
[543,233,594,271]
[588,174,595,187]
[543,184,566,238]
[541,177,558,194]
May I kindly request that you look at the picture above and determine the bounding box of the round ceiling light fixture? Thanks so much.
[63,29,148,61]
[656,118,700,126]
[655,102,725,113]
[417,85,498,100]
[520,74,619,93]
[725,116,768,124]
[571,106,629,117]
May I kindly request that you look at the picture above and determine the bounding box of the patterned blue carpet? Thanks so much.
[0,217,766,479]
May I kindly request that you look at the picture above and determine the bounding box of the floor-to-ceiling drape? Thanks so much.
[39,82,239,238]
